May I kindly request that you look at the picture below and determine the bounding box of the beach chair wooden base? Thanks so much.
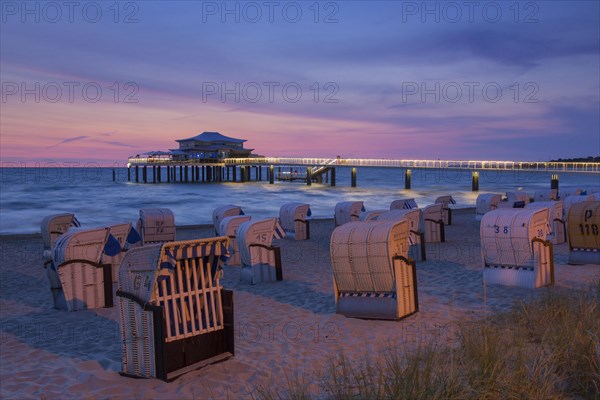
[568,250,600,265]
[117,289,235,381]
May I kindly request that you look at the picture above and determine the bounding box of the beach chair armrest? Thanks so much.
[116,288,157,310]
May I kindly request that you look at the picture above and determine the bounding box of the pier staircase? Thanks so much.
[310,159,337,183]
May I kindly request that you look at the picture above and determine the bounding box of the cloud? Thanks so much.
[46,135,89,148]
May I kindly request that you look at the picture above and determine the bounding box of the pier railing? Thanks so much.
[126,156,600,173]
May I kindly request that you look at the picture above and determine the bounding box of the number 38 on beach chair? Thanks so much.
[116,237,234,381]
[330,220,419,320]
[237,218,285,284]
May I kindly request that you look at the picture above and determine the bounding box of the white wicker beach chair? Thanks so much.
[567,201,600,265]
[212,205,244,235]
[422,204,445,243]
[41,213,81,267]
[217,215,252,266]
[563,195,596,216]
[475,193,502,221]
[51,227,115,311]
[279,203,311,240]
[504,191,531,208]
[330,220,418,320]
[237,218,285,284]
[334,201,365,227]
[377,209,426,261]
[390,198,419,210]
[435,195,456,225]
[526,201,566,244]
[480,208,554,288]
[137,208,176,245]
[359,210,386,221]
[116,237,234,381]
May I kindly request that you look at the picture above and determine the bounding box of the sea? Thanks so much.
[1,166,599,234]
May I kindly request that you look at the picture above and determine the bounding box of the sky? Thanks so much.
[1,0,599,165]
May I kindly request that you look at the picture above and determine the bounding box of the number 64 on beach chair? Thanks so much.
[116,237,234,381]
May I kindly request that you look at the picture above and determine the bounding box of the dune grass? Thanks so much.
[256,283,599,400]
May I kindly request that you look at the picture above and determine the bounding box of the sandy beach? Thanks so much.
[1,208,598,399]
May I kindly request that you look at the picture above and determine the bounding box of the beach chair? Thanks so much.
[533,190,558,202]
[217,215,252,266]
[480,208,554,288]
[212,205,244,235]
[279,203,311,240]
[41,213,81,267]
[526,201,566,244]
[51,227,118,311]
[116,237,234,381]
[504,191,531,208]
[137,208,176,245]
[359,210,386,221]
[390,198,419,210]
[563,195,596,216]
[334,201,365,227]
[422,204,445,243]
[567,201,600,265]
[330,220,418,320]
[475,193,502,221]
[435,195,456,225]
[105,223,142,283]
[237,218,285,284]
[377,209,426,262]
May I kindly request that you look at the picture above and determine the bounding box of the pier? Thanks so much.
[122,156,600,191]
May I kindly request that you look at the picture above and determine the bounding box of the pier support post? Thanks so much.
[306,167,312,186]
[330,168,336,186]
[472,171,479,191]
[135,166,139,182]
[179,166,183,182]
[269,165,274,184]
[551,174,559,191]
[143,166,147,183]
[351,168,357,187]
[207,166,213,182]
[112,168,116,182]
[152,166,156,183]
[157,166,161,182]
[167,166,171,182]
[240,166,246,182]
[233,166,237,182]
[405,169,411,190]
[259,166,262,181]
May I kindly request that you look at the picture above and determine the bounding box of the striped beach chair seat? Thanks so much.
[279,202,311,240]
[390,198,419,210]
[237,218,285,284]
[435,195,456,225]
[217,215,252,266]
[137,208,176,245]
[334,201,365,227]
[481,208,554,288]
[330,220,418,320]
[51,227,119,311]
[567,201,600,265]
[116,237,233,381]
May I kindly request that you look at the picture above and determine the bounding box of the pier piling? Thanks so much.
[306,167,312,186]
[405,169,411,190]
[551,174,559,191]
[472,171,479,191]
[351,168,357,187]
[269,165,274,184]
[330,168,336,186]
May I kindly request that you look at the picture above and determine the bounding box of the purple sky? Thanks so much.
[1,1,599,165]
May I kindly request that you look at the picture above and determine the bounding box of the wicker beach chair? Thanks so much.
[526,201,566,244]
[480,208,554,288]
[279,203,311,240]
[567,201,600,265]
[51,227,117,311]
[533,190,558,202]
[503,191,531,208]
[435,195,456,225]
[217,215,252,266]
[563,195,596,216]
[422,204,445,243]
[41,213,81,267]
[377,209,426,262]
[137,208,176,245]
[237,218,285,284]
[475,193,502,221]
[116,237,234,381]
[212,205,244,235]
[330,220,418,320]
[334,201,365,227]
[390,198,419,210]
[359,210,386,221]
